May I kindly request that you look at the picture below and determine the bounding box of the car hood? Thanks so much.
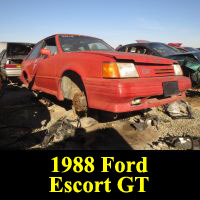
[167,52,200,71]
[167,51,200,59]
[76,51,175,65]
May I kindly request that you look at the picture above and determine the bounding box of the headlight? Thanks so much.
[173,64,183,76]
[103,62,139,78]
[117,63,139,78]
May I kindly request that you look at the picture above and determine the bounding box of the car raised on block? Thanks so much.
[20,34,191,114]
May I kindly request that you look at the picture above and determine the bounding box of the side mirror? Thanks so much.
[40,48,51,57]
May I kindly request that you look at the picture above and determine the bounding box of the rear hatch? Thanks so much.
[6,43,34,66]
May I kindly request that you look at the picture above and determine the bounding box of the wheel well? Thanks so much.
[61,70,87,101]
[62,70,85,91]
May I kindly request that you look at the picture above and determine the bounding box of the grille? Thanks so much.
[136,64,175,77]
[154,68,174,75]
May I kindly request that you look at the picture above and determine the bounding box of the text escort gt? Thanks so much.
[20,34,191,114]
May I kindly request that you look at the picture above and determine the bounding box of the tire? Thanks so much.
[61,75,87,113]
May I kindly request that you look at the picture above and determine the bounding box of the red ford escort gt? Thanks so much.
[20,34,191,113]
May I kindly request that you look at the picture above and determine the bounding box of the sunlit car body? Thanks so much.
[117,42,200,87]
[0,42,34,81]
[20,34,191,113]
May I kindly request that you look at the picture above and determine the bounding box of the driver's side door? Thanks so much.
[33,36,58,96]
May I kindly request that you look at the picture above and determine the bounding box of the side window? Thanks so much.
[0,50,6,60]
[148,49,157,56]
[2,50,7,59]
[118,46,126,52]
[134,47,148,54]
[0,50,7,66]
[26,42,43,60]
[0,51,3,60]
[43,37,58,55]
[88,42,108,51]
[128,46,137,53]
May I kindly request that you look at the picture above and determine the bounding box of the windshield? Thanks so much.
[149,43,178,57]
[7,43,34,57]
[59,35,115,52]
[177,48,187,53]
[170,46,182,53]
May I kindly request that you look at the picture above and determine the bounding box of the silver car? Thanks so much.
[0,42,34,81]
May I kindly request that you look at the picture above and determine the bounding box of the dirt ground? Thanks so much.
[0,84,200,150]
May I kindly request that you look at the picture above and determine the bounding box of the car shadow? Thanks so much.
[0,85,138,150]
[40,127,134,150]
[0,85,51,150]
[0,126,134,150]
[37,92,72,110]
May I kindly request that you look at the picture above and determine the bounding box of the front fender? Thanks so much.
[57,66,87,101]
[59,66,86,79]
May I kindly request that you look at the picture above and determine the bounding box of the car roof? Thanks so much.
[124,42,163,46]
[0,42,34,45]
[45,34,98,40]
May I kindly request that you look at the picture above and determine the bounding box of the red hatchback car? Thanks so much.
[20,34,191,113]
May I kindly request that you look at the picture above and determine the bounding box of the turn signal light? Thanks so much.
[102,62,120,78]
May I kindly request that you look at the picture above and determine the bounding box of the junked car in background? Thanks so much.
[20,34,191,116]
[168,43,200,53]
[0,42,34,82]
[183,47,200,52]
[167,43,188,53]
[117,42,200,87]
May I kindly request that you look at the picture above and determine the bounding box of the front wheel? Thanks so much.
[61,75,88,115]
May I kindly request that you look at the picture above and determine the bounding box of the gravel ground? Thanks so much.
[141,106,200,150]
[0,84,200,150]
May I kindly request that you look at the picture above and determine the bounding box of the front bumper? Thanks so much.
[84,76,191,113]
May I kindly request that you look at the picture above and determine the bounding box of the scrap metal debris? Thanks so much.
[152,134,200,150]
[164,100,193,119]
[38,97,53,107]
[41,117,80,147]
[131,114,159,131]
